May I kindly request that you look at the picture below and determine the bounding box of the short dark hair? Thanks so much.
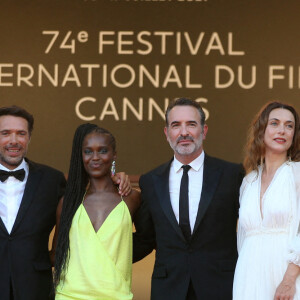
[165,97,206,127]
[0,105,34,135]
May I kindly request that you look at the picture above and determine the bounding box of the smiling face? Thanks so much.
[164,105,208,164]
[264,108,295,157]
[82,132,116,179]
[0,115,30,170]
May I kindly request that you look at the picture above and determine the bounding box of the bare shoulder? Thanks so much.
[124,188,140,206]
[123,189,141,216]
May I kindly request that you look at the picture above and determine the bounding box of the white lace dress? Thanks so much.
[233,162,300,300]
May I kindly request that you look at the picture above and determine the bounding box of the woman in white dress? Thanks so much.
[233,101,300,300]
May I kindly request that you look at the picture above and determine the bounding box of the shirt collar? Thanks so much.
[0,159,29,174]
[173,151,205,173]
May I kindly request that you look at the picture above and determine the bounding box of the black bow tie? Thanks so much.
[0,169,26,182]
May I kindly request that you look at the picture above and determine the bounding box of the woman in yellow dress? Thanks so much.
[53,124,140,300]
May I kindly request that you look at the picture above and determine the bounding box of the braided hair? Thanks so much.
[53,123,116,289]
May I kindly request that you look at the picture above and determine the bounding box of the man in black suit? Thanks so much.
[133,98,243,299]
[0,106,66,300]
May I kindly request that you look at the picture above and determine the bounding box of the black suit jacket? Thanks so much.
[0,159,66,300]
[133,154,243,300]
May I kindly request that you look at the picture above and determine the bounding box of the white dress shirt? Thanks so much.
[169,152,205,233]
[0,159,29,233]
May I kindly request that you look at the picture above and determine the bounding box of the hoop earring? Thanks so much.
[111,161,116,176]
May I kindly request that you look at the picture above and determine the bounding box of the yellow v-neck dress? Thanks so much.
[56,200,133,300]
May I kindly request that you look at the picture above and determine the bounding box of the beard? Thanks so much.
[168,135,203,156]
[0,152,25,169]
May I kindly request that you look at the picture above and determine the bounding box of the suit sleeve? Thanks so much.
[133,174,156,263]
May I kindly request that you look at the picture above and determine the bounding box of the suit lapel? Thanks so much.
[152,160,186,242]
[193,155,222,235]
[11,160,42,234]
[0,216,8,234]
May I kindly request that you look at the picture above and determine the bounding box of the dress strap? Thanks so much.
[82,190,88,203]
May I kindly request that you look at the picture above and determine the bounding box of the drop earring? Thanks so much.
[111,160,116,176]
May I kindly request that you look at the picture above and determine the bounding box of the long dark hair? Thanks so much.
[53,123,116,289]
[244,101,300,174]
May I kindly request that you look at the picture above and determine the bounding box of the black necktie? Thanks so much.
[0,169,25,182]
[179,165,191,241]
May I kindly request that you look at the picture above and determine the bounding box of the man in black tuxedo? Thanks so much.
[0,106,66,300]
[133,98,244,299]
